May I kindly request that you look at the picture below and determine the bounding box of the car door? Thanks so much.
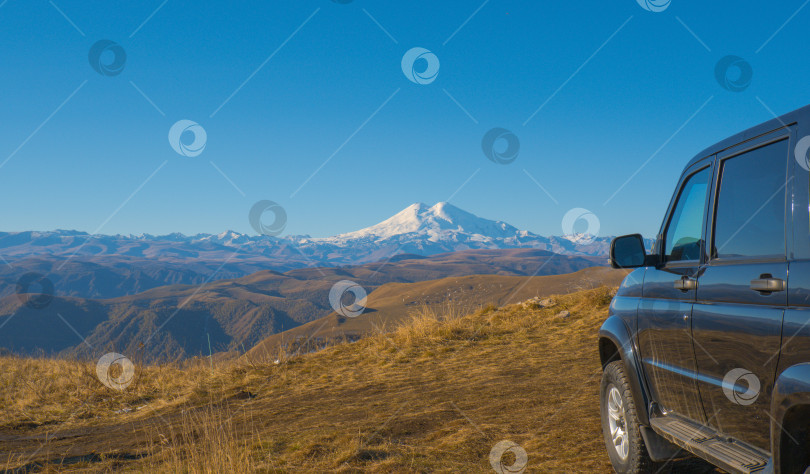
[692,128,792,451]
[638,159,713,424]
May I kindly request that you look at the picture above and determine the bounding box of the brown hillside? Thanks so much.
[0,249,602,361]
[0,286,716,473]
[246,266,627,362]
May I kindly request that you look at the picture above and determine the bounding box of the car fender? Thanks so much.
[599,313,650,426]
[771,362,810,471]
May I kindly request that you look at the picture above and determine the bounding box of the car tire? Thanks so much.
[601,360,656,473]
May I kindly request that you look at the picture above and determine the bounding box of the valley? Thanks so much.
[0,249,604,361]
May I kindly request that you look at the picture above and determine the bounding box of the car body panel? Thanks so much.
[690,302,784,451]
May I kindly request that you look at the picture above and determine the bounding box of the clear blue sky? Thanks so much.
[0,0,807,239]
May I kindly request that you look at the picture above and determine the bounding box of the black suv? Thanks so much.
[600,105,810,474]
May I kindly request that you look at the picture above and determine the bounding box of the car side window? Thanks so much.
[664,167,710,262]
[712,139,788,259]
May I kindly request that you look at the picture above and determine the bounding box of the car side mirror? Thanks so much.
[610,234,650,269]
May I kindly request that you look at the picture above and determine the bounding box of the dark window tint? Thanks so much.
[665,167,710,261]
[713,139,788,259]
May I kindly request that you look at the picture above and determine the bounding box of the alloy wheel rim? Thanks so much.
[607,386,630,460]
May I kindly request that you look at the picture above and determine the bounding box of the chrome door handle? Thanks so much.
[674,276,697,291]
[750,277,785,293]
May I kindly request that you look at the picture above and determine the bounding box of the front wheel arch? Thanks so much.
[599,337,621,369]
[598,316,651,426]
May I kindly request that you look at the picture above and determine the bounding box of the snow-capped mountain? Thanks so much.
[326,202,523,243]
[298,202,631,260]
[0,202,645,266]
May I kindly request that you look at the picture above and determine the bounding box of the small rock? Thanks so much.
[539,298,556,307]
[522,297,556,309]
[556,310,570,319]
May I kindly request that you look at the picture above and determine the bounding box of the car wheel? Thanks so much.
[601,360,656,473]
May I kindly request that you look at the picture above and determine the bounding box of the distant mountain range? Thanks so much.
[2,200,633,257]
[0,202,653,302]
[0,202,652,360]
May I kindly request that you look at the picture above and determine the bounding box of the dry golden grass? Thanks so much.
[247,266,628,360]
[0,286,715,473]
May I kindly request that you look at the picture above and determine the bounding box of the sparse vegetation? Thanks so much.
[1,286,712,472]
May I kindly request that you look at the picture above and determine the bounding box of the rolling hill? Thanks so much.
[246,266,628,361]
[0,249,605,361]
